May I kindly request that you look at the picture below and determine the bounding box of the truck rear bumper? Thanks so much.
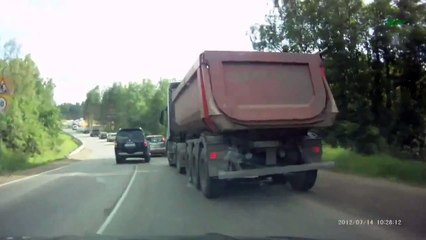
[151,148,166,155]
[217,161,335,180]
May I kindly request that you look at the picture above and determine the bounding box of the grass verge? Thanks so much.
[28,133,79,164]
[323,145,426,187]
[0,132,79,173]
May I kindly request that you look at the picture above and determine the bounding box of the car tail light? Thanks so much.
[162,137,165,143]
[312,146,321,154]
[209,152,217,160]
[144,140,148,147]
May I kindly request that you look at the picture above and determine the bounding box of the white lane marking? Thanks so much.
[0,165,68,188]
[96,165,138,234]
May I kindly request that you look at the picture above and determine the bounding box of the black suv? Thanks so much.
[114,128,151,164]
[90,129,100,137]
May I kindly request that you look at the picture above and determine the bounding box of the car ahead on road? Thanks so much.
[107,132,116,142]
[78,127,89,133]
[90,129,100,137]
[114,128,151,164]
[146,135,166,156]
[99,131,108,139]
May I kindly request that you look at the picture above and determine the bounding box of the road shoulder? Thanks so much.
[314,170,426,239]
[0,147,91,186]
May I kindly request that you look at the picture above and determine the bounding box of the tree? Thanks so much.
[2,39,21,60]
[0,39,62,156]
[249,0,426,158]
[83,79,170,135]
[83,86,101,127]
[58,102,84,120]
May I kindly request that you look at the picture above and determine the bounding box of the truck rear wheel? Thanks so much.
[199,148,224,199]
[289,170,317,191]
[271,174,288,184]
[186,152,193,183]
[177,153,185,174]
[168,152,176,167]
[193,148,201,190]
[176,143,186,174]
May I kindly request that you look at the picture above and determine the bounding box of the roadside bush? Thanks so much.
[0,142,28,172]
[323,145,426,186]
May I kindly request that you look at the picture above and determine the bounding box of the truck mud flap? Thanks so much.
[217,162,335,180]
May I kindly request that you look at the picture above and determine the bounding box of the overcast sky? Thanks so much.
[0,0,271,104]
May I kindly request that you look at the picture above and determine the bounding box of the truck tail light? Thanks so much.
[312,146,321,154]
[209,152,217,160]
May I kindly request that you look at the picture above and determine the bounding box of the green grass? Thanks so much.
[0,132,79,173]
[28,133,79,164]
[323,145,426,186]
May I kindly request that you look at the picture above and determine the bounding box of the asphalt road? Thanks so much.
[0,132,418,240]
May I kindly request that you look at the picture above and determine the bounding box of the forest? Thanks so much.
[81,79,171,135]
[249,0,425,159]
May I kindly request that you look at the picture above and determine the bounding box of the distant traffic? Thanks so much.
[68,121,166,164]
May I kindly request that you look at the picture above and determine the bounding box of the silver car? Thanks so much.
[146,135,166,156]
[107,133,116,142]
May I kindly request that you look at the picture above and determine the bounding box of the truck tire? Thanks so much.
[168,153,176,167]
[271,174,288,184]
[186,151,193,183]
[176,153,185,174]
[176,143,186,174]
[193,147,201,190]
[289,170,317,191]
[199,148,224,199]
[168,156,175,167]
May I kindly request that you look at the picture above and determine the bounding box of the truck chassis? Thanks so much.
[167,131,334,199]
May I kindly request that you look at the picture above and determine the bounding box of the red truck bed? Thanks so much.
[172,51,338,133]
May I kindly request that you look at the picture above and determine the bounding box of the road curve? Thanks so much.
[0,132,420,240]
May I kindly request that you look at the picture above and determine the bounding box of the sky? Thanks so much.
[0,0,271,104]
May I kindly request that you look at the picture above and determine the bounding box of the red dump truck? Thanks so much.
[159,50,338,199]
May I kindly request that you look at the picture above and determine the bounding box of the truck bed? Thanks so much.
[172,51,338,134]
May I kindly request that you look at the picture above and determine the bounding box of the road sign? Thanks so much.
[0,76,14,113]
[0,96,7,113]
[0,77,14,95]
[0,81,7,94]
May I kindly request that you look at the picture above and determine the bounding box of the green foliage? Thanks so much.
[0,39,67,172]
[250,0,426,159]
[323,145,426,186]
[58,102,84,120]
[0,142,28,172]
[83,78,171,136]
[83,86,101,128]
[0,133,78,173]
[28,133,78,165]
